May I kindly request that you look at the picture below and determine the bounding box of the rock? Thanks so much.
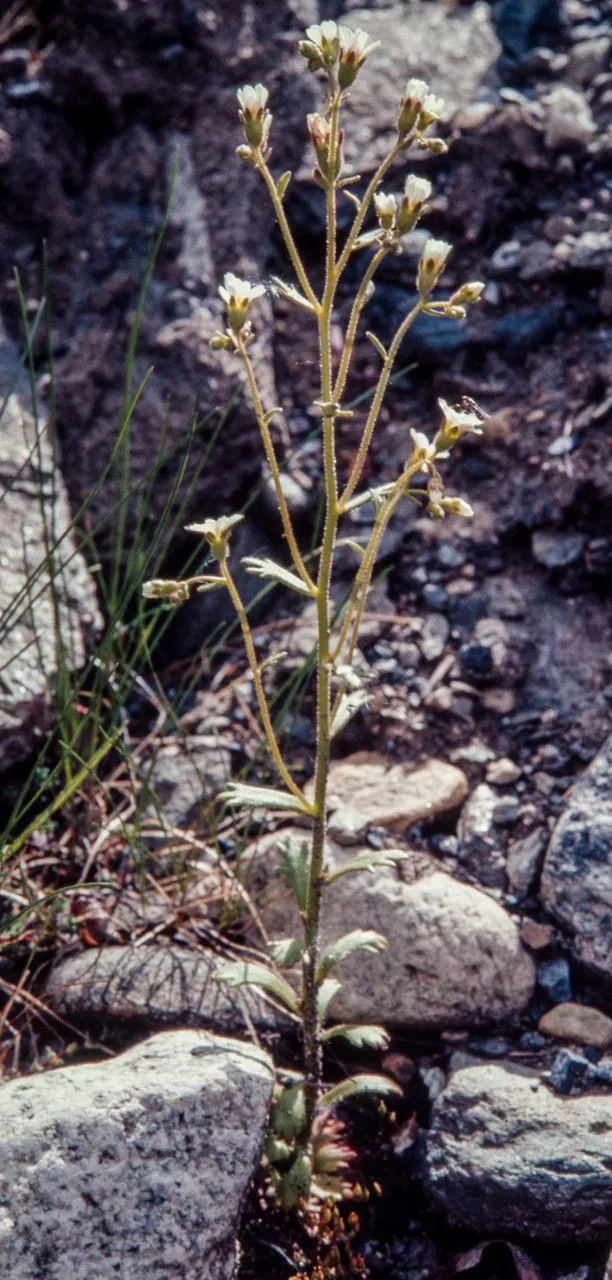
[506,828,546,894]
[548,1047,598,1096]
[0,1029,273,1280]
[532,531,586,569]
[241,831,535,1029]
[426,1062,612,1241]
[540,733,612,979]
[145,735,232,828]
[456,784,507,887]
[567,37,611,85]
[520,918,555,950]
[46,945,289,1034]
[486,576,527,621]
[486,757,522,786]
[0,384,103,769]
[543,85,596,149]
[307,753,468,844]
[537,955,573,1002]
[490,238,524,276]
[419,613,449,663]
[539,1002,612,1049]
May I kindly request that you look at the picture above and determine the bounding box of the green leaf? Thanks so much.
[326,850,406,885]
[318,1073,402,1111]
[317,978,341,1020]
[271,1082,306,1141]
[365,330,388,360]
[269,937,304,969]
[322,1024,390,1051]
[269,275,316,314]
[317,929,387,982]
[278,1150,313,1210]
[331,687,369,738]
[242,555,313,598]
[219,782,310,815]
[265,1136,293,1164]
[215,961,299,1013]
[280,839,310,911]
[276,170,292,201]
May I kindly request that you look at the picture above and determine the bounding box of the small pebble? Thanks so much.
[538,956,572,1002]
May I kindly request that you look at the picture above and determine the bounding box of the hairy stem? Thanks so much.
[257,156,320,310]
[332,243,388,406]
[236,336,316,592]
[220,559,307,804]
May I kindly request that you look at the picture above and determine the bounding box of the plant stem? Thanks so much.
[236,336,316,593]
[332,244,388,405]
[257,157,320,310]
[339,298,425,509]
[301,89,342,1135]
[220,559,307,805]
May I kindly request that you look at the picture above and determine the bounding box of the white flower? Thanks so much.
[237,83,271,149]
[420,93,445,125]
[404,78,429,103]
[337,24,380,84]
[374,191,397,229]
[417,238,452,294]
[403,175,432,205]
[305,20,339,46]
[409,428,436,465]
[437,399,484,435]
[398,78,430,137]
[236,83,269,114]
[218,272,265,331]
[185,514,244,559]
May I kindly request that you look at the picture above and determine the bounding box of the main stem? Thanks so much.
[301,89,341,1136]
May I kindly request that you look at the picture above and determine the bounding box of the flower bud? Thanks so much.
[218,272,265,332]
[237,83,272,150]
[307,112,344,183]
[337,25,380,89]
[397,174,432,234]
[374,190,397,230]
[417,237,452,295]
[142,579,191,605]
[441,496,473,518]
[449,281,485,306]
[209,331,234,351]
[398,78,429,138]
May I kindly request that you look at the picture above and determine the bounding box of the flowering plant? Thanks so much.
[143,18,484,1209]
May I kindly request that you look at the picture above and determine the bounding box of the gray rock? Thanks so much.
[306,752,468,845]
[544,85,596,149]
[46,945,289,1034]
[144,735,232,828]
[419,613,450,662]
[241,831,535,1029]
[426,1063,612,1241]
[0,1029,273,1280]
[457,784,507,887]
[538,955,572,1002]
[532,531,586,569]
[567,37,611,86]
[540,733,612,978]
[506,828,546,895]
[0,383,102,769]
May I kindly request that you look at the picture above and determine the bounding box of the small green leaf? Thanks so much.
[326,850,406,885]
[265,1135,293,1164]
[280,839,310,911]
[354,229,382,250]
[276,170,292,201]
[317,977,341,1020]
[322,1024,390,1051]
[219,782,310,815]
[269,937,304,969]
[365,330,388,360]
[271,1082,306,1141]
[195,577,225,594]
[317,929,387,982]
[215,961,299,1013]
[318,1073,402,1111]
[269,275,316,314]
[331,687,369,738]
[242,555,313,598]
[342,189,361,209]
[278,1150,313,1210]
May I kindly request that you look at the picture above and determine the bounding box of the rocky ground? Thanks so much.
[0,0,611,1277]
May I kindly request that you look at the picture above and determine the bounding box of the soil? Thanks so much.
[0,1,612,1278]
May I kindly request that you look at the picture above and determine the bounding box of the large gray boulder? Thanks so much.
[242,830,535,1029]
[0,383,102,768]
[540,733,612,978]
[0,1029,274,1280]
[426,1062,612,1242]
